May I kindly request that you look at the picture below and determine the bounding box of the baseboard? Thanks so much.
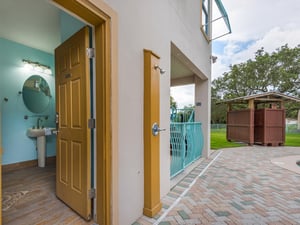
[2,156,56,173]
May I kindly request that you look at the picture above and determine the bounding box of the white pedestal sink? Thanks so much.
[27,128,55,167]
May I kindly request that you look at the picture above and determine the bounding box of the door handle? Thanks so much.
[152,123,166,136]
[52,130,59,135]
[55,112,59,135]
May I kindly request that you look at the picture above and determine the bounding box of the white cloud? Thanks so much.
[174,0,300,105]
[212,0,300,79]
[220,0,300,42]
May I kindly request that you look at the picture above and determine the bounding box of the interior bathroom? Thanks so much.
[0,38,56,167]
[1,1,94,222]
[0,4,85,170]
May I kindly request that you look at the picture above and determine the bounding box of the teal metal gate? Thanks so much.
[170,122,204,178]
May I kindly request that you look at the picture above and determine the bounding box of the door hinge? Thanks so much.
[88,188,96,199]
[88,118,95,129]
[86,48,95,58]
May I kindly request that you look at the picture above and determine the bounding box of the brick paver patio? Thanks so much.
[135,146,300,225]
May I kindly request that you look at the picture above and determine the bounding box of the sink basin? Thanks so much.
[26,127,56,168]
[27,128,45,137]
[26,127,55,137]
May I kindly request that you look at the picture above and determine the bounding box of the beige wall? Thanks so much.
[101,0,212,223]
[195,76,211,158]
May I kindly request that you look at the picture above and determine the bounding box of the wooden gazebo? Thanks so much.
[220,92,300,146]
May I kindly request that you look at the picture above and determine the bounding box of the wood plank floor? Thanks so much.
[2,164,95,225]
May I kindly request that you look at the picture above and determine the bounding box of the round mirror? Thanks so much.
[22,75,51,113]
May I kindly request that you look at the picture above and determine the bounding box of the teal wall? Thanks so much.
[0,38,56,165]
[60,11,85,42]
[0,10,85,165]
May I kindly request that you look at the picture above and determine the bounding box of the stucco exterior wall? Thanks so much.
[99,0,212,223]
[195,76,211,158]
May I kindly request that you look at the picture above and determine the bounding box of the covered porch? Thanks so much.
[170,43,210,178]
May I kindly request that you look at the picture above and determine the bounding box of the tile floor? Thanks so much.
[135,146,300,225]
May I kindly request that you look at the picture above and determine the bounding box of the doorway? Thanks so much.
[1,0,94,223]
[1,0,117,224]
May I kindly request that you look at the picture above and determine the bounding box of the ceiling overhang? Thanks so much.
[171,43,207,87]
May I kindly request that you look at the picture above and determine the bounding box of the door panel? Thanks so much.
[59,139,68,184]
[71,79,82,127]
[59,84,68,127]
[55,26,92,220]
[71,141,82,191]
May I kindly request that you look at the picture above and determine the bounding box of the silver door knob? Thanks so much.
[152,123,166,136]
[52,130,59,135]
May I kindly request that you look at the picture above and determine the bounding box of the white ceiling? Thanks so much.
[171,43,205,82]
[0,0,61,53]
[171,54,194,79]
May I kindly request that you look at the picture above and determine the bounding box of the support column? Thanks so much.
[248,99,255,145]
[143,49,162,217]
[298,110,300,130]
[194,76,210,158]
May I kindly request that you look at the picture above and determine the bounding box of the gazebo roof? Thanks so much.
[219,92,300,104]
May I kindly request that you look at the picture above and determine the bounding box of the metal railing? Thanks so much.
[170,108,194,123]
[170,122,204,178]
[285,124,300,133]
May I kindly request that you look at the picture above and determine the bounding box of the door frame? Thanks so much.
[52,1,118,224]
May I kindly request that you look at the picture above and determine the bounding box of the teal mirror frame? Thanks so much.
[22,75,51,113]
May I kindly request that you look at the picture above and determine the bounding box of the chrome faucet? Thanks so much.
[37,118,42,129]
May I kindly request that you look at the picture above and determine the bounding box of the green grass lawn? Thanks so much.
[285,133,300,147]
[211,129,300,149]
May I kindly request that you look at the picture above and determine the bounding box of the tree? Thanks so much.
[170,95,177,109]
[212,44,300,122]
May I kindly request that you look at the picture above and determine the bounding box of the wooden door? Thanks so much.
[0,140,2,225]
[55,26,92,220]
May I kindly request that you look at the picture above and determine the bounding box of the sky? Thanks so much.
[171,0,300,108]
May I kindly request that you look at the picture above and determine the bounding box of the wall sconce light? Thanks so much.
[22,59,52,75]
[154,64,166,75]
[210,55,218,64]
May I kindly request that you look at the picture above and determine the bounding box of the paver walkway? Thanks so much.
[135,146,300,225]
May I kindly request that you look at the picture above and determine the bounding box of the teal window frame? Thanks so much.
[201,0,232,41]
[201,0,210,37]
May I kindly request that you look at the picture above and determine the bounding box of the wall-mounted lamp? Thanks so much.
[22,59,52,75]
[154,64,166,75]
[210,55,218,64]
